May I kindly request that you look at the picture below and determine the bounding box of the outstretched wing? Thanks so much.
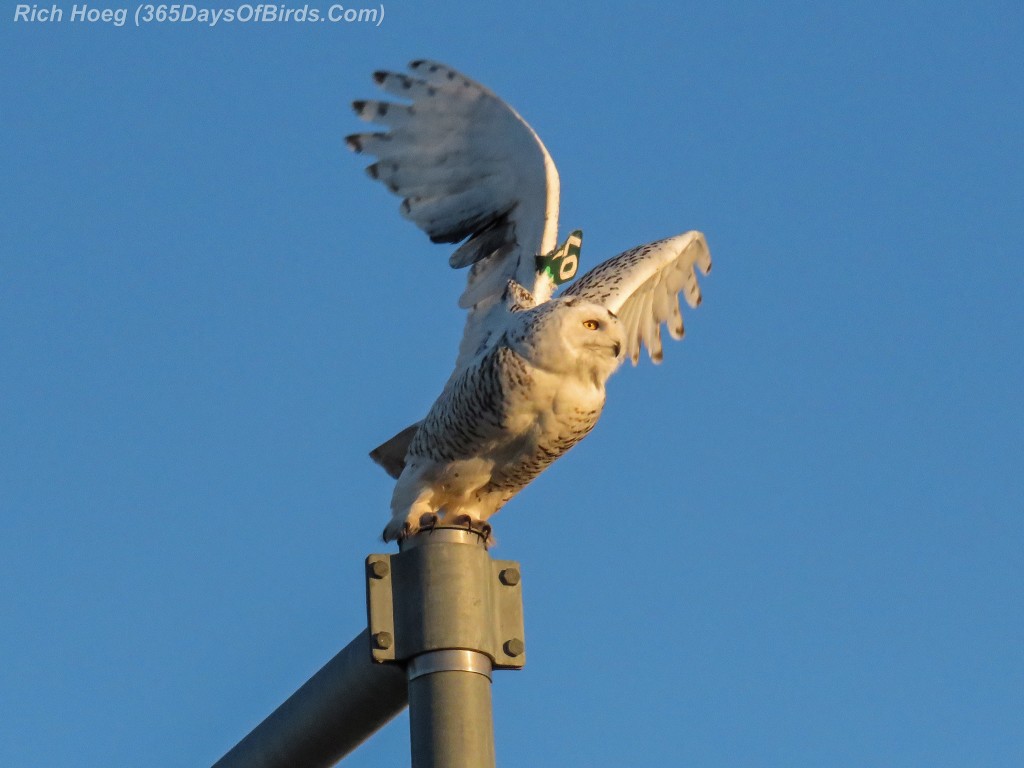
[346,60,561,377]
[563,232,711,364]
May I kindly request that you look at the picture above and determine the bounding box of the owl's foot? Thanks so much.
[382,506,437,542]
[382,519,408,542]
[450,514,494,546]
[383,511,493,546]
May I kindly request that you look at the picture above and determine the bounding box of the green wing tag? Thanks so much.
[536,229,583,285]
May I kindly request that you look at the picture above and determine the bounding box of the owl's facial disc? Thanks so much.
[569,309,625,382]
[578,310,624,358]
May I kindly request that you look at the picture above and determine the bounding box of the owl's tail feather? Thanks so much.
[369,421,422,479]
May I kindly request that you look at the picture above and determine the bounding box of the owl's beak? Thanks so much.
[612,342,621,358]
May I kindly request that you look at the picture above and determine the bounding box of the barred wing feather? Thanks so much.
[346,60,561,378]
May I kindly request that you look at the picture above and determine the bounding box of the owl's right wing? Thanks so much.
[346,60,564,379]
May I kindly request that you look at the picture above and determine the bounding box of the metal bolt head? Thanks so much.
[503,638,524,657]
[499,567,520,586]
[373,631,393,650]
[368,559,390,579]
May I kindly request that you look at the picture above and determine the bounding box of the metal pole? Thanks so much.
[215,526,524,768]
[393,529,502,768]
[212,628,408,768]
[408,657,496,768]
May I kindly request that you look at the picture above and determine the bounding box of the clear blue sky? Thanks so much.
[2,2,1021,766]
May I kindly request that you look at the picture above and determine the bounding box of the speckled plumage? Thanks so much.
[384,296,622,541]
[347,61,712,541]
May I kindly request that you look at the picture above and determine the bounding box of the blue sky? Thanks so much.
[2,1,1022,765]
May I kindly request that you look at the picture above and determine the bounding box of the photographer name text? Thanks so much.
[13,3,384,27]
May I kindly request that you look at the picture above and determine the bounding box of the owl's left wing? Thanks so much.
[563,232,711,364]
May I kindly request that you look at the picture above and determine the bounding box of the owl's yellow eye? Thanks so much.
[582,319,600,330]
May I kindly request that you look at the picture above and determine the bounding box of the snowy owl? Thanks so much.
[346,60,712,542]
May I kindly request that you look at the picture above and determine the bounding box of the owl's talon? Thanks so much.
[381,520,412,542]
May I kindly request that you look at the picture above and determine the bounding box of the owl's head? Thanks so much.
[508,297,625,382]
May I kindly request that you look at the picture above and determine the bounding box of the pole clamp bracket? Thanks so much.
[365,527,526,670]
